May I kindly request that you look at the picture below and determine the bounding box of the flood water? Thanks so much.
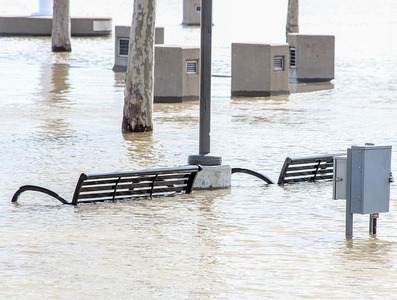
[1,0,397,298]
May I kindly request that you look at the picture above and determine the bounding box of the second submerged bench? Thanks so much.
[277,154,335,184]
[231,154,336,185]
[11,165,202,205]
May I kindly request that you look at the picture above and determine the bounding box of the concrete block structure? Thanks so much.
[193,165,232,189]
[0,16,112,36]
[287,33,335,83]
[0,0,111,36]
[182,0,201,26]
[154,45,200,103]
[231,43,290,97]
[112,26,164,72]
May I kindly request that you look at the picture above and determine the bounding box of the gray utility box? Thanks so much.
[346,145,392,214]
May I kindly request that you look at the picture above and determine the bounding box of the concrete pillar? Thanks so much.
[231,43,290,97]
[182,0,201,25]
[287,33,335,83]
[193,165,232,189]
[154,45,200,103]
[113,26,165,72]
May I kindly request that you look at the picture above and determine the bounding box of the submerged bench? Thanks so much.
[231,154,338,185]
[277,154,335,184]
[11,165,202,205]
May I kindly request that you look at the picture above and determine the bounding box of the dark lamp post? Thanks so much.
[188,0,222,166]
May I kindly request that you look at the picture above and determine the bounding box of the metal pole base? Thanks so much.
[369,213,379,236]
[345,212,353,240]
[188,154,222,166]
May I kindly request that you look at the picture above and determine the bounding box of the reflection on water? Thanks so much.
[1,0,397,298]
[289,81,335,94]
[330,238,397,297]
[36,63,76,142]
[122,132,167,168]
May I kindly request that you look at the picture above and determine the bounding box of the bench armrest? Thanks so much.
[11,185,69,204]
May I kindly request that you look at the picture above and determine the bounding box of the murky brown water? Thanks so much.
[1,0,397,298]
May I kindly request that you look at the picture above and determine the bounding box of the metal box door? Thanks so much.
[347,145,392,214]
[333,156,347,200]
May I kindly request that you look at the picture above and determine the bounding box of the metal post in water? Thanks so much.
[188,0,221,166]
[345,200,353,239]
[369,213,379,235]
[345,148,353,239]
[199,0,211,155]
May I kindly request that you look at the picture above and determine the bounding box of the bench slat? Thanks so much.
[84,166,199,179]
[282,175,334,184]
[77,185,186,201]
[78,192,180,204]
[79,178,190,193]
[78,184,187,196]
[286,162,333,172]
[283,155,334,164]
[283,168,333,177]
[81,173,191,185]
[77,194,151,203]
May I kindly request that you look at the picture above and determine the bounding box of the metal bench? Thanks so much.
[11,165,201,205]
[277,154,335,184]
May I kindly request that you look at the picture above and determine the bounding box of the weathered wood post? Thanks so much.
[51,0,71,52]
[286,0,299,39]
[122,0,156,133]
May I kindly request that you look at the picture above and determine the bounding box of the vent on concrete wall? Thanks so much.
[289,47,296,68]
[186,60,198,74]
[273,56,284,71]
[118,38,129,56]
[194,5,201,13]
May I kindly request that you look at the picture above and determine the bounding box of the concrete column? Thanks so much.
[287,34,335,83]
[231,43,290,97]
[182,0,201,25]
